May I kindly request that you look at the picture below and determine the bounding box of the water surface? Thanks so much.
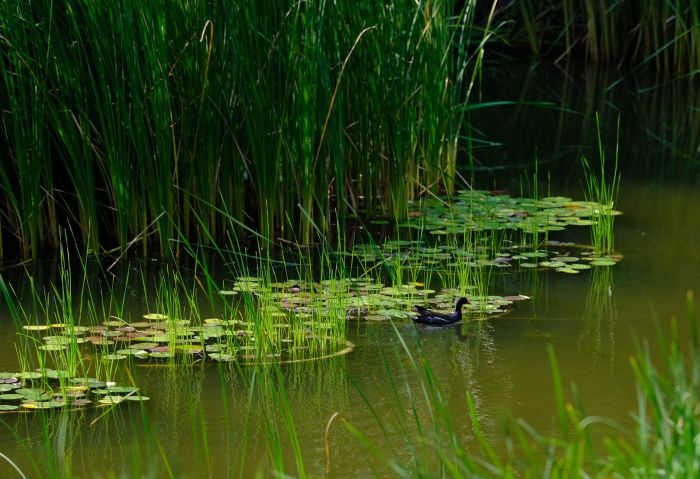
[1,64,699,477]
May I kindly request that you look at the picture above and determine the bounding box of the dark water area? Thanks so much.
[0,63,699,477]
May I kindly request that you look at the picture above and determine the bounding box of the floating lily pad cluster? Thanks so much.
[342,238,621,277]
[221,276,528,323]
[0,370,147,413]
[24,309,350,364]
[499,242,622,273]
[402,191,621,234]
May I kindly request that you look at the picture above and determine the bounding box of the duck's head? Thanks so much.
[456,297,470,310]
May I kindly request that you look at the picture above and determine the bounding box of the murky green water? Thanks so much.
[1,64,699,477]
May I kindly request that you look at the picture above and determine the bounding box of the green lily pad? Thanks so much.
[44,369,70,379]
[102,321,124,327]
[503,295,530,301]
[539,261,567,268]
[130,342,159,350]
[104,354,128,361]
[105,386,138,394]
[23,325,50,331]
[39,344,67,351]
[43,336,73,345]
[0,394,24,401]
[126,395,150,401]
[590,259,617,266]
[22,400,66,409]
[70,378,106,388]
[364,315,390,322]
[209,353,236,362]
[568,263,592,270]
[148,352,175,359]
[521,251,549,258]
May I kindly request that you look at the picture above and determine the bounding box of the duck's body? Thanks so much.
[412,297,470,326]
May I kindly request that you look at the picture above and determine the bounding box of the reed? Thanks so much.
[0,0,494,261]
[582,114,621,254]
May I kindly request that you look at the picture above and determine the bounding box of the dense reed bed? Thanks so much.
[0,0,496,261]
[492,1,700,70]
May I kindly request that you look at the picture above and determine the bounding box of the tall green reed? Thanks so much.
[582,114,621,254]
[0,0,495,261]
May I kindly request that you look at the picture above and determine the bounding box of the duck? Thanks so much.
[412,297,470,326]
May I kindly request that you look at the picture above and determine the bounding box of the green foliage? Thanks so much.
[0,0,494,260]
[582,114,621,254]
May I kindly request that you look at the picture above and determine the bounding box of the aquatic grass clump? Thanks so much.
[604,292,700,476]
[582,115,622,254]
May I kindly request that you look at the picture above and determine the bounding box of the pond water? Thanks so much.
[1,63,699,477]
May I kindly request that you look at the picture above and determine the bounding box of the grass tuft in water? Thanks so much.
[582,114,621,254]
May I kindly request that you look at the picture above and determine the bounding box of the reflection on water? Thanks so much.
[580,265,617,369]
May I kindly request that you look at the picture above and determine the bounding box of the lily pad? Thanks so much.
[0,394,24,401]
[590,259,617,266]
[22,400,66,409]
[103,354,128,361]
[23,325,50,331]
[209,353,236,362]
[104,386,138,394]
[126,395,150,401]
[39,344,67,351]
[568,263,592,270]
[130,342,159,350]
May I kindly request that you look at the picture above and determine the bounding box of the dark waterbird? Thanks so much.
[412,297,470,326]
